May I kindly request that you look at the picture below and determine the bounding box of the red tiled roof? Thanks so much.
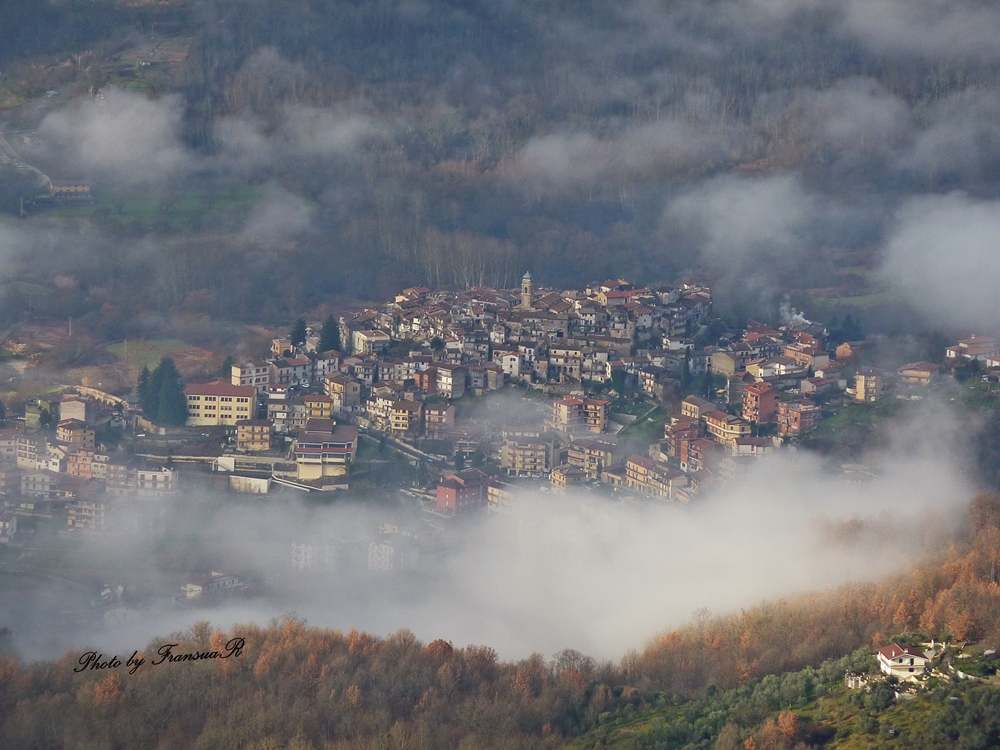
[185,381,255,398]
[878,643,926,660]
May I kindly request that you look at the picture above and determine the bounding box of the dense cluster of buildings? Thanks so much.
[0,391,177,539]
[214,275,709,484]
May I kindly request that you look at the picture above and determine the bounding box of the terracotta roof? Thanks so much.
[878,643,926,660]
[185,381,255,398]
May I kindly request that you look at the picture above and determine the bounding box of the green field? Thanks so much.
[106,338,198,368]
[806,290,899,313]
[46,183,262,233]
[618,406,669,445]
[805,398,907,449]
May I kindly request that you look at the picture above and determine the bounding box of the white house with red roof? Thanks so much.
[877,643,929,680]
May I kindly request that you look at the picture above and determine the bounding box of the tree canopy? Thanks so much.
[138,357,187,426]
[291,318,308,348]
[319,314,341,353]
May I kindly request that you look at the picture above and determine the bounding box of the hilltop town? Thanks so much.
[0,270,996,613]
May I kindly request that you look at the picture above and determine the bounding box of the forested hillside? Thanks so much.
[2,0,1000,330]
[3,491,1000,749]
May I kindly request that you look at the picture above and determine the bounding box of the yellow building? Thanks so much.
[57,419,96,450]
[625,455,688,499]
[500,437,555,477]
[185,381,255,426]
[294,425,358,480]
[566,439,615,478]
[325,374,361,406]
[304,394,333,420]
[236,420,273,452]
[68,500,108,531]
[549,397,611,434]
[855,367,885,402]
[487,480,516,514]
[551,464,587,489]
[390,400,423,436]
[704,410,752,445]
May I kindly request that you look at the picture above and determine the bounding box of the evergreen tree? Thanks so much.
[319,314,341,353]
[137,365,151,409]
[220,355,235,376]
[144,358,187,426]
[157,371,188,426]
[291,318,308,348]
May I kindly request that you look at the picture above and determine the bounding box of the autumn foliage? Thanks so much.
[2,493,1000,749]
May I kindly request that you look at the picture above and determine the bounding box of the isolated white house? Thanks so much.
[877,643,929,680]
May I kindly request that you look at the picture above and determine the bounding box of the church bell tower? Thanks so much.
[521,271,533,310]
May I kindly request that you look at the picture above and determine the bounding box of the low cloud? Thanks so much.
[665,174,818,265]
[240,183,316,246]
[1,402,971,662]
[880,192,1000,333]
[216,105,388,172]
[514,119,726,193]
[618,0,1000,61]
[898,90,1000,186]
[34,89,192,187]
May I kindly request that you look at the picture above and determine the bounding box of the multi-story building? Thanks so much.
[566,439,615,478]
[551,464,588,489]
[236,420,273,452]
[57,419,96,450]
[352,329,392,355]
[424,404,455,438]
[60,395,96,426]
[0,429,21,462]
[270,357,311,388]
[91,452,109,481]
[105,456,136,492]
[135,467,177,495]
[293,424,358,480]
[583,398,611,433]
[0,511,17,543]
[185,381,255,426]
[231,361,272,392]
[390,400,423,436]
[683,437,727,473]
[549,397,611,434]
[304,394,333,420]
[897,361,940,386]
[15,436,42,470]
[625,455,688,499]
[486,480,516,514]
[309,351,341,385]
[500,435,556,477]
[855,367,885,403]
[436,468,490,515]
[877,644,929,681]
[776,400,822,436]
[742,382,778,424]
[325,375,361,407]
[67,448,95,479]
[704,410,752,446]
[663,417,705,459]
[945,335,998,362]
[435,364,466,399]
[680,395,715,420]
[68,500,108,531]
